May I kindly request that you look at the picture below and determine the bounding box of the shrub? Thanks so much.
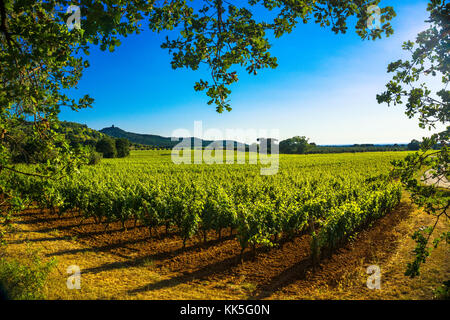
[0,255,56,300]
[115,138,130,158]
[96,137,117,158]
[88,151,102,165]
[434,281,450,300]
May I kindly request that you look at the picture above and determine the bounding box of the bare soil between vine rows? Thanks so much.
[5,198,449,299]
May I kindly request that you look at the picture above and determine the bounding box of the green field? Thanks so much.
[5,151,409,261]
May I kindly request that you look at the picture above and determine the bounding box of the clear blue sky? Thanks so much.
[60,0,442,145]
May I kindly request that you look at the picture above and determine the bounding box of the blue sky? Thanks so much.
[60,0,442,145]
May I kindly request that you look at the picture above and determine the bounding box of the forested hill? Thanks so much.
[100,126,178,148]
[100,126,413,153]
[100,126,248,149]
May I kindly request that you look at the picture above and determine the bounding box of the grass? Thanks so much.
[142,258,155,268]
[240,282,257,293]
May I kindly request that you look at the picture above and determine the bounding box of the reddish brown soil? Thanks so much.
[13,200,417,299]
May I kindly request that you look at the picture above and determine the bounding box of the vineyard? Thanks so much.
[2,151,408,266]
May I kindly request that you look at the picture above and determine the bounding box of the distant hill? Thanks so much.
[99,126,248,149]
[99,126,178,148]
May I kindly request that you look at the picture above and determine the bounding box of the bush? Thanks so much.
[96,137,117,158]
[88,151,102,165]
[115,138,130,158]
[434,280,450,300]
[0,255,56,300]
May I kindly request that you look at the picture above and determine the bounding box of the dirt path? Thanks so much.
[422,170,450,189]
[2,200,449,300]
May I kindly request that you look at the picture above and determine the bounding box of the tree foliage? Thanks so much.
[115,137,130,158]
[407,139,421,151]
[96,137,117,159]
[279,136,312,154]
[377,0,449,278]
[154,0,396,112]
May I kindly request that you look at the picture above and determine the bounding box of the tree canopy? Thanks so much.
[279,136,312,154]
[407,139,421,151]
[96,137,117,159]
[377,0,449,278]
[115,137,131,158]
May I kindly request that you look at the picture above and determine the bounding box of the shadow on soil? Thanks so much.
[15,200,415,299]
[251,201,414,299]
[81,234,237,274]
